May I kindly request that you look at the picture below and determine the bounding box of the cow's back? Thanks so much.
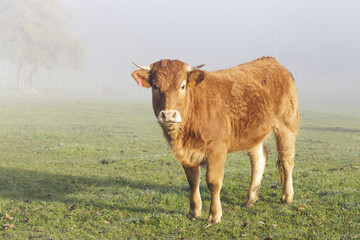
[190,57,299,152]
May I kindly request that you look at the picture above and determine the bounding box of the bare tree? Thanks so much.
[0,0,85,89]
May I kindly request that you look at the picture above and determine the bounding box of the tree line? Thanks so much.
[0,0,85,89]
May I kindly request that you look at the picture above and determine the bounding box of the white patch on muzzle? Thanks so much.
[158,110,182,124]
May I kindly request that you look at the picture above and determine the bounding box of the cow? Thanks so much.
[131,57,299,223]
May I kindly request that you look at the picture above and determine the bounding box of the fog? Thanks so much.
[1,0,360,104]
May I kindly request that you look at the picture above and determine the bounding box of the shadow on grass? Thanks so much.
[302,126,360,133]
[0,166,188,214]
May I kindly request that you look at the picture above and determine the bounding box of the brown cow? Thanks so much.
[131,57,299,223]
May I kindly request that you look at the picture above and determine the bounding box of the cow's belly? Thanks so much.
[229,120,274,152]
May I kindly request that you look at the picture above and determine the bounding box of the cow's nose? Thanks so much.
[158,110,182,123]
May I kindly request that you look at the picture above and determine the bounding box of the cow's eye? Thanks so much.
[181,84,185,90]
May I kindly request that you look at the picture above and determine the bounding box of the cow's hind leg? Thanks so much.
[183,166,202,219]
[244,143,267,207]
[274,125,296,204]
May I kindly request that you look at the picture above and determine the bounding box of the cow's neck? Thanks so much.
[161,124,182,144]
[160,118,206,167]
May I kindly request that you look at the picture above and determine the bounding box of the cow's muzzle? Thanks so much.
[158,110,182,125]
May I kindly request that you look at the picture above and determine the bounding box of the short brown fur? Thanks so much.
[131,57,299,223]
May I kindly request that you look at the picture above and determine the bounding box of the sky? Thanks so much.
[55,0,360,101]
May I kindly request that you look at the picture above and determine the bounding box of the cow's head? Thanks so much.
[131,59,205,127]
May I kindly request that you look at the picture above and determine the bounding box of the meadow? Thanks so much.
[0,95,359,239]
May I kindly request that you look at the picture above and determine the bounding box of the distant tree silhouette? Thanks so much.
[0,0,85,89]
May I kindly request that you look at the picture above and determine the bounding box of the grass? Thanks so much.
[0,95,359,239]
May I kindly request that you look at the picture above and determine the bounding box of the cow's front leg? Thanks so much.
[183,166,202,219]
[206,150,226,223]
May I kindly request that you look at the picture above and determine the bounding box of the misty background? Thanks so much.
[0,0,359,104]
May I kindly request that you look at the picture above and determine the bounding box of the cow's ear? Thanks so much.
[188,70,205,87]
[131,70,151,88]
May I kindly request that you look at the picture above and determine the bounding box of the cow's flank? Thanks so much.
[131,57,300,223]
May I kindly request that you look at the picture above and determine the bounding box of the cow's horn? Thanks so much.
[133,63,151,71]
[186,64,205,72]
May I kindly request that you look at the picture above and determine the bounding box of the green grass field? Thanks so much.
[0,95,359,239]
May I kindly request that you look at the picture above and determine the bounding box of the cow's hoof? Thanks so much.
[189,209,201,219]
[207,212,222,224]
[244,196,258,207]
[281,194,293,204]
[244,200,256,207]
